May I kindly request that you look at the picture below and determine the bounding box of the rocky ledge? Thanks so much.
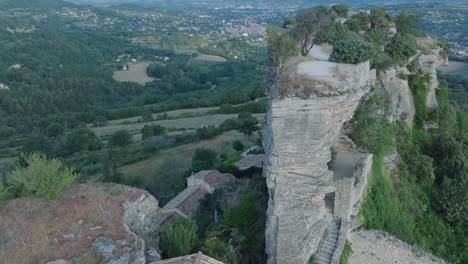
[0,183,160,264]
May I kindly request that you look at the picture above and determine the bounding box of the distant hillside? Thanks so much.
[0,0,72,9]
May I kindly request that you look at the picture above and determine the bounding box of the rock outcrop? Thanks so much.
[263,58,373,264]
[0,183,160,264]
[348,229,447,264]
[381,68,415,124]
[417,37,449,109]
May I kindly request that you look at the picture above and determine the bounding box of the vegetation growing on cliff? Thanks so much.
[355,83,468,263]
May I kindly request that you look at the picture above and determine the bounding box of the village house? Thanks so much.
[159,170,238,228]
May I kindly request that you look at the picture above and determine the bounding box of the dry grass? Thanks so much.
[0,183,143,264]
[112,62,155,85]
[101,106,218,127]
[118,130,256,179]
[91,113,265,139]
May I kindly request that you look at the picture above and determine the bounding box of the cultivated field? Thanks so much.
[119,130,255,179]
[438,61,468,75]
[103,106,219,127]
[91,113,265,140]
[113,62,155,85]
[188,54,227,66]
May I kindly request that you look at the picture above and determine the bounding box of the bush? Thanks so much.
[0,126,15,139]
[232,140,244,151]
[110,130,132,146]
[386,33,418,64]
[8,153,77,200]
[330,40,373,64]
[191,148,218,172]
[160,217,198,258]
[197,126,222,140]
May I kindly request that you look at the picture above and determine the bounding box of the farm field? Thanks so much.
[103,106,219,127]
[112,62,155,85]
[118,130,255,179]
[438,61,468,75]
[91,113,265,140]
[188,54,227,66]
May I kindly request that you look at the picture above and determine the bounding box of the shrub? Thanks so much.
[232,140,244,151]
[160,217,198,258]
[8,152,77,200]
[0,126,15,138]
[330,40,373,64]
[332,4,349,17]
[191,148,218,172]
[386,33,418,64]
[110,130,132,146]
[197,126,222,140]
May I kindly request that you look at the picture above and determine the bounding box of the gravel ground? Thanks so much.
[348,229,447,264]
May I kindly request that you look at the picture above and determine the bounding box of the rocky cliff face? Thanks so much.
[417,37,449,109]
[0,183,160,264]
[263,59,373,264]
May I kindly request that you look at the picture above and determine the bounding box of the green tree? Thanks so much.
[192,148,218,172]
[238,112,259,136]
[64,128,100,154]
[110,130,132,146]
[282,18,295,28]
[266,26,299,67]
[9,153,77,200]
[47,123,64,138]
[332,4,349,17]
[292,6,332,55]
[395,10,422,35]
[434,176,468,226]
[233,140,244,151]
[160,217,198,258]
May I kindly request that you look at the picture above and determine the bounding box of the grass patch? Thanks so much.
[339,241,353,264]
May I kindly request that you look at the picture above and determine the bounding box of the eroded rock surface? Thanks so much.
[348,229,447,264]
[0,183,160,264]
[264,59,372,264]
[417,37,449,109]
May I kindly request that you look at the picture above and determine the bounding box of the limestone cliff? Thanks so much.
[0,183,160,264]
[263,58,373,264]
[417,37,449,109]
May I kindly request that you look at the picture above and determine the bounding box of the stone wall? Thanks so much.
[264,59,372,264]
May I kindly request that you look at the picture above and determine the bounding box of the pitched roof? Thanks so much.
[154,252,224,264]
[234,154,265,170]
[159,186,208,227]
[192,170,238,189]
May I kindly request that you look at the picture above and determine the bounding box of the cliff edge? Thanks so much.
[0,183,160,264]
[263,57,374,264]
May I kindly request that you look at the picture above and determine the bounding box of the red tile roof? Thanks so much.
[192,170,238,189]
[159,186,208,227]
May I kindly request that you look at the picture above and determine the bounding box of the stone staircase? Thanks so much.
[316,219,341,264]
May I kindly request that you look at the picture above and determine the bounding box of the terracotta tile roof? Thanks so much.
[192,170,238,189]
[234,154,265,170]
[159,186,208,227]
[154,252,224,264]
